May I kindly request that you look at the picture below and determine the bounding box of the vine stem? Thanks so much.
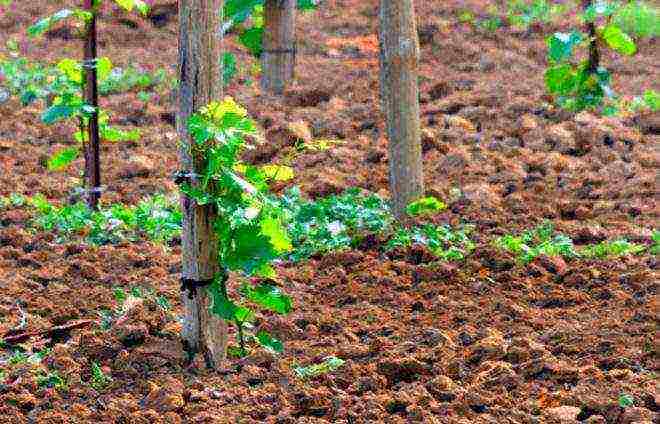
[583,0,600,73]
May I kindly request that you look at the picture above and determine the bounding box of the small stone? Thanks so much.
[544,405,581,422]
[286,120,313,144]
[620,407,656,424]
[120,155,154,179]
[143,378,184,413]
[466,330,508,364]
[445,115,477,133]
[376,356,430,385]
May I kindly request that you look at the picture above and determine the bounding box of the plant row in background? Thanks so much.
[458,0,658,115]
[2,189,657,263]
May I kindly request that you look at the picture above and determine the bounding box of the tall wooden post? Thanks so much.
[261,0,296,94]
[378,0,424,220]
[83,0,101,210]
[178,0,227,368]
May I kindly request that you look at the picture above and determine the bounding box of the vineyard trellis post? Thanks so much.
[262,0,296,94]
[378,0,424,221]
[178,0,228,368]
[82,0,101,210]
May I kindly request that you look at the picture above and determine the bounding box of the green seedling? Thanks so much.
[90,362,112,391]
[37,370,67,391]
[179,98,294,354]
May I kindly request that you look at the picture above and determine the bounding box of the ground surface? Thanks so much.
[0,0,658,423]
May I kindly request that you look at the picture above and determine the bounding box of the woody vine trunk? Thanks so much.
[177,0,227,368]
[378,0,424,221]
[583,0,600,73]
[261,0,296,94]
[82,0,101,210]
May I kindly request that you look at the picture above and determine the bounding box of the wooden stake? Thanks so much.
[262,0,296,95]
[177,0,228,369]
[83,0,101,210]
[378,0,424,221]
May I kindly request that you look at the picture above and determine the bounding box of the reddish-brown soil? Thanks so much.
[0,1,658,423]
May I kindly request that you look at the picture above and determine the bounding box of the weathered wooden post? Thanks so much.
[262,0,296,94]
[177,0,228,368]
[378,0,424,220]
[82,0,101,210]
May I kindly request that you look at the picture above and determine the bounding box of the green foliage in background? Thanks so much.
[544,1,658,115]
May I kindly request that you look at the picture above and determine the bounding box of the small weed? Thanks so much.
[7,351,28,366]
[618,393,634,408]
[280,187,393,261]
[36,370,67,391]
[90,362,112,391]
[294,356,345,379]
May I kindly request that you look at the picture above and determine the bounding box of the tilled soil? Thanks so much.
[0,1,658,423]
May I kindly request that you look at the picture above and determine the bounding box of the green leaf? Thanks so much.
[96,57,113,81]
[618,393,634,408]
[241,283,292,314]
[100,125,140,142]
[545,64,575,95]
[114,0,149,15]
[297,0,318,11]
[583,1,618,22]
[406,196,447,216]
[261,165,294,182]
[47,147,79,171]
[222,52,238,85]
[208,281,255,323]
[547,31,584,63]
[294,356,345,379]
[255,330,283,353]
[27,9,92,38]
[239,27,264,57]
[42,104,79,124]
[57,58,83,85]
[601,25,637,56]
[642,89,660,111]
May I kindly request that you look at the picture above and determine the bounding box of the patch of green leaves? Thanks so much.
[279,187,392,261]
[27,9,92,38]
[612,1,659,38]
[113,0,149,15]
[496,222,654,262]
[580,239,645,258]
[495,222,578,263]
[406,196,447,217]
[619,393,634,408]
[387,224,476,261]
[508,0,567,28]
[28,193,181,245]
[37,370,67,391]
[47,147,79,171]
